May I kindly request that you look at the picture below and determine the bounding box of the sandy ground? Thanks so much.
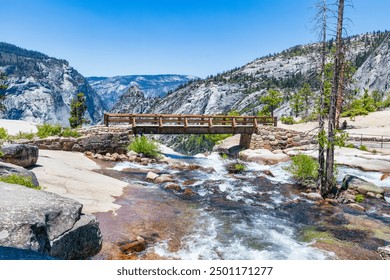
[279,110,390,136]
[31,150,129,214]
[0,119,38,135]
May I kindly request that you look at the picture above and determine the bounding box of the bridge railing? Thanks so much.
[104,113,277,128]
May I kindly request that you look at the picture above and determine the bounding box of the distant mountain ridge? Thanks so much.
[0,42,104,125]
[87,74,197,110]
[110,31,390,117]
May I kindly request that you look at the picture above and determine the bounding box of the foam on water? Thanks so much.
[153,212,329,260]
[338,166,390,188]
[113,151,387,260]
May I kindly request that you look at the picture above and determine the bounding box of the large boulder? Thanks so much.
[213,134,242,155]
[239,148,290,165]
[341,175,385,197]
[0,182,102,259]
[378,245,390,260]
[0,162,39,186]
[1,144,39,167]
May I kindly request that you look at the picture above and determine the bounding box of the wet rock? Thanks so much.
[0,182,102,259]
[127,151,139,157]
[128,155,138,161]
[146,172,159,181]
[378,245,390,260]
[183,187,195,196]
[183,179,198,186]
[325,198,338,205]
[94,153,103,160]
[380,173,389,181]
[262,170,275,177]
[119,240,146,254]
[0,162,39,187]
[366,192,376,198]
[301,192,323,201]
[1,144,39,167]
[347,203,366,212]
[212,134,242,156]
[164,184,181,192]
[141,158,150,165]
[337,193,356,204]
[111,153,120,161]
[84,151,93,157]
[155,174,174,183]
[239,149,290,165]
[342,175,385,197]
[118,154,128,161]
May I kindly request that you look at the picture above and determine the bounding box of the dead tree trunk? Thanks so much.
[335,45,346,129]
[323,0,344,198]
[317,0,327,191]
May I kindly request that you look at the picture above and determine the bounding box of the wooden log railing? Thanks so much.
[103,113,276,135]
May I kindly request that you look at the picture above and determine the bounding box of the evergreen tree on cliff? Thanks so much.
[69,92,87,128]
[0,71,7,112]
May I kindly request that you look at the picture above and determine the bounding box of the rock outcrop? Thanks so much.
[137,32,389,118]
[341,175,385,198]
[18,126,133,155]
[239,148,290,165]
[213,134,242,155]
[0,42,104,125]
[88,74,195,110]
[0,182,102,259]
[378,245,390,260]
[1,144,38,167]
[0,162,39,186]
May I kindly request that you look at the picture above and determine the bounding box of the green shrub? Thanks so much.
[226,162,247,173]
[355,194,364,203]
[14,131,35,140]
[359,145,368,151]
[60,127,80,138]
[280,116,295,125]
[37,124,62,138]
[346,143,355,149]
[0,174,41,190]
[0,127,8,139]
[221,154,229,160]
[234,163,247,173]
[128,136,160,158]
[286,154,318,182]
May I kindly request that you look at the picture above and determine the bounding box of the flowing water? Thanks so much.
[93,152,390,260]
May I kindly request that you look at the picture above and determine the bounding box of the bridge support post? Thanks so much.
[239,134,252,149]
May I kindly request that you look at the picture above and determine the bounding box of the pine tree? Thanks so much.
[259,89,283,117]
[69,92,87,128]
[290,91,304,117]
[299,83,314,116]
[0,71,7,112]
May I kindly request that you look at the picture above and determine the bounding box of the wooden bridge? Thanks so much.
[104,113,277,134]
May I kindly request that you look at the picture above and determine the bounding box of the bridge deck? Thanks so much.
[104,113,277,134]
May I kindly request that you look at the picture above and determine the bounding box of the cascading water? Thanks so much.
[104,149,389,260]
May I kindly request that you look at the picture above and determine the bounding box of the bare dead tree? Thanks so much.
[323,0,345,198]
[314,0,327,191]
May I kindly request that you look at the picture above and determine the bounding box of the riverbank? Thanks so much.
[31,150,129,213]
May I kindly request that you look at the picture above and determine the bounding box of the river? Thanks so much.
[92,151,390,260]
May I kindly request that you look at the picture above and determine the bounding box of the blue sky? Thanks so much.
[1,0,389,78]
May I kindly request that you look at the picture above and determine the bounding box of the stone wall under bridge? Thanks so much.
[18,126,134,155]
[240,126,317,151]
